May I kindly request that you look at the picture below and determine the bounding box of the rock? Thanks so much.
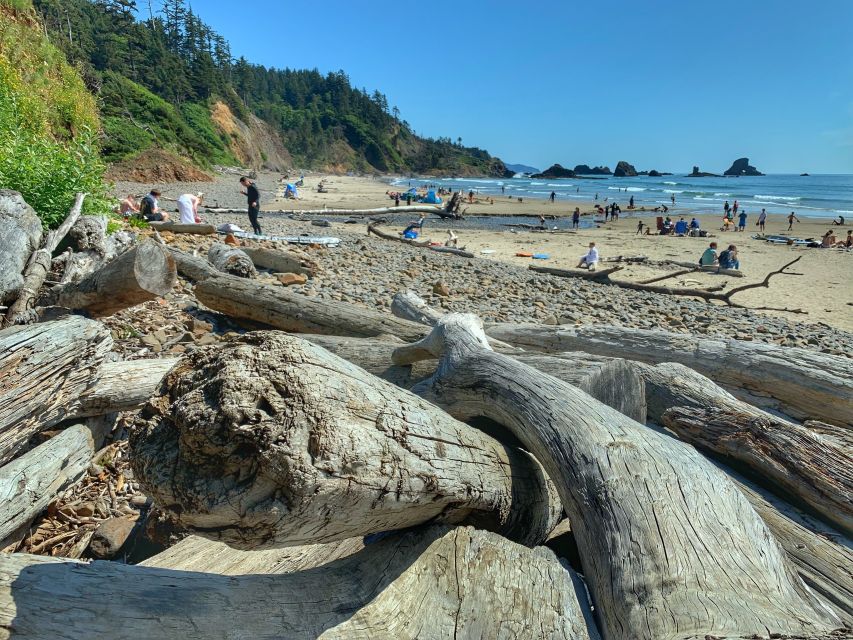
[432,281,451,297]
[688,166,721,178]
[89,516,138,559]
[723,157,764,177]
[613,161,638,177]
[189,318,213,335]
[224,233,238,246]
[647,170,662,177]
[140,335,161,351]
[68,216,108,255]
[0,190,43,303]
[277,272,308,286]
[573,164,612,175]
[530,164,575,179]
[75,502,96,518]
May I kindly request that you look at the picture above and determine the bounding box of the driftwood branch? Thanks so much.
[367,222,474,258]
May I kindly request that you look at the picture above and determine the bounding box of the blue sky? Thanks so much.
[182,1,852,173]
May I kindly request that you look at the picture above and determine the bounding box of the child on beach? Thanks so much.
[572,208,580,229]
[787,211,800,231]
[577,242,599,270]
[636,220,644,235]
[119,194,139,217]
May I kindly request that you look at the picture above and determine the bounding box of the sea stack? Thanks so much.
[613,161,638,177]
[530,164,576,179]
[573,164,612,175]
[723,158,764,176]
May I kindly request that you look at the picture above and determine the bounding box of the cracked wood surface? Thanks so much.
[130,332,562,549]
[394,313,836,640]
[0,526,595,640]
[207,243,257,278]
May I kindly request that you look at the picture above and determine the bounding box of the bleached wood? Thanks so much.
[45,240,177,317]
[167,247,219,281]
[485,323,853,426]
[0,424,95,548]
[148,222,216,235]
[194,274,428,341]
[0,526,595,640]
[393,313,835,639]
[241,246,314,276]
[130,332,561,549]
[0,317,111,465]
[207,243,257,278]
[0,191,42,304]
[391,290,444,326]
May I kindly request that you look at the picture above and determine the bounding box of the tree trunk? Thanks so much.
[393,314,834,639]
[485,323,853,426]
[66,358,178,419]
[204,204,444,216]
[148,222,216,235]
[130,331,562,549]
[0,526,595,640]
[0,424,97,548]
[207,243,257,278]
[59,229,137,286]
[241,246,314,276]
[167,247,219,282]
[67,215,107,255]
[0,191,42,304]
[0,317,111,465]
[194,274,428,341]
[528,264,624,281]
[44,241,177,317]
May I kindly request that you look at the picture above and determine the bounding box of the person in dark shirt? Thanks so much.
[139,189,168,222]
[239,177,261,235]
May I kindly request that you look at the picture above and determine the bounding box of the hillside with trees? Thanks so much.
[31,0,512,177]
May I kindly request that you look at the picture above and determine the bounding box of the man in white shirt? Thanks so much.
[576,242,599,270]
[176,192,203,224]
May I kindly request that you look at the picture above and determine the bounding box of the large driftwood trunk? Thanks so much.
[194,274,427,341]
[148,222,216,235]
[130,332,561,549]
[485,323,853,426]
[45,241,177,317]
[0,526,595,640]
[0,317,111,465]
[638,362,852,534]
[207,243,257,278]
[167,247,219,281]
[242,246,314,276]
[0,191,42,304]
[0,424,97,548]
[393,314,835,639]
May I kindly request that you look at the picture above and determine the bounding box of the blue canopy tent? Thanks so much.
[423,189,442,204]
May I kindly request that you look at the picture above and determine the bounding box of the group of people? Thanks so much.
[821,229,852,248]
[700,242,740,270]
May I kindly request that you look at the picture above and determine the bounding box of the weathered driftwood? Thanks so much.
[241,246,314,276]
[393,313,834,639]
[0,526,595,640]
[59,229,137,286]
[367,222,474,257]
[486,323,853,426]
[67,215,107,255]
[205,204,444,216]
[638,362,852,534]
[66,358,178,419]
[0,317,111,465]
[194,274,427,341]
[207,243,257,278]
[130,332,562,549]
[148,222,216,235]
[528,264,624,280]
[3,193,85,326]
[43,240,176,317]
[0,191,43,305]
[391,290,444,326]
[167,247,219,281]
[0,424,97,548]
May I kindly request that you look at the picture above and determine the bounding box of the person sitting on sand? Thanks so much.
[572,208,580,229]
[576,242,599,270]
[787,211,800,231]
[758,209,767,232]
[699,242,719,266]
[674,217,688,235]
[139,189,168,222]
[821,230,837,248]
[636,220,644,235]
[177,192,203,224]
[718,244,740,270]
[661,217,673,235]
[402,216,426,239]
[842,229,853,248]
[738,210,748,232]
[832,215,845,226]
[119,194,139,218]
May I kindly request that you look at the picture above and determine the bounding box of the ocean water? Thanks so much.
[392,173,853,219]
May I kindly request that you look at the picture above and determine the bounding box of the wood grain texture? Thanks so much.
[207,243,257,278]
[395,313,835,640]
[241,246,314,277]
[0,191,42,305]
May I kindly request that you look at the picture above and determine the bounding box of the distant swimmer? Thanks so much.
[671,194,676,205]
[787,211,800,231]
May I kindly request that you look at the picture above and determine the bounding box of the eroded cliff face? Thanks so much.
[210,101,293,172]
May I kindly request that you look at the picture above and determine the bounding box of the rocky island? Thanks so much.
[724,158,764,177]
[613,161,638,177]
[687,165,722,178]
[573,164,612,175]
[530,164,575,179]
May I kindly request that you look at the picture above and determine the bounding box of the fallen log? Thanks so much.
[3,193,85,326]
[130,332,562,549]
[0,317,111,465]
[166,247,219,281]
[194,274,427,341]
[59,229,137,286]
[528,264,624,280]
[43,240,177,317]
[367,222,475,257]
[393,313,835,639]
[67,215,107,255]
[0,423,98,548]
[204,204,444,216]
[207,243,257,278]
[0,526,595,640]
[485,323,853,426]
[148,222,216,235]
[241,246,314,276]
[0,191,42,304]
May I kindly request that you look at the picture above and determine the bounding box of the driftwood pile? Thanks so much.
[0,190,851,639]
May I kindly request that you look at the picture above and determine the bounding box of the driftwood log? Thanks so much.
[393,313,836,639]
[486,323,853,426]
[44,241,177,317]
[0,526,595,640]
[0,191,43,304]
[0,317,111,465]
[130,332,562,549]
[528,264,624,281]
[194,274,427,341]
[241,246,314,276]
[204,204,444,216]
[166,247,219,281]
[59,229,137,286]
[148,222,216,235]
[207,243,257,278]
[3,193,85,326]
[367,222,474,258]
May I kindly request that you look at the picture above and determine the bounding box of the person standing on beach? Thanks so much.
[549,191,556,203]
[724,201,731,216]
[671,193,676,205]
[758,208,767,231]
[636,220,644,235]
[787,211,800,231]
[572,207,580,229]
[732,200,739,215]
[629,195,634,209]
[737,210,747,232]
[239,176,262,235]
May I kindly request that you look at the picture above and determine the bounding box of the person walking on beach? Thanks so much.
[549,191,556,203]
[239,176,262,235]
[732,200,739,216]
[758,208,767,231]
[724,201,731,217]
[787,211,800,231]
[737,210,747,232]
[394,193,400,207]
[629,195,634,209]
[501,185,505,194]
[572,207,580,229]
[636,220,644,235]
